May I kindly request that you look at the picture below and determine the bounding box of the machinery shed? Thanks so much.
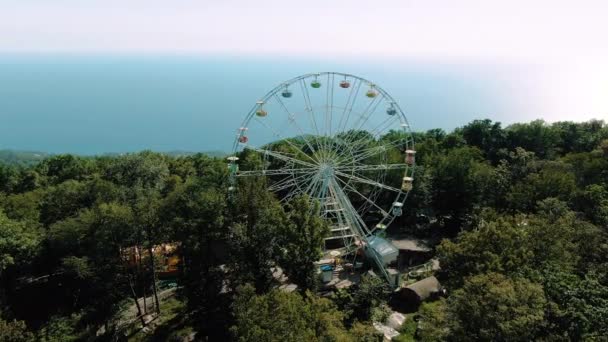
[366,236,399,265]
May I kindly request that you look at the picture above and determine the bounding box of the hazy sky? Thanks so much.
[1,0,607,61]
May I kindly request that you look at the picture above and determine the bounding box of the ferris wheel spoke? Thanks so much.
[338,80,363,134]
[238,167,317,177]
[244,145,317,169]
[253,117,318,164]
[336,78,359,135]
[335,163,407,173]
[269,171,315,192]
[351,137,406,164]
[325,72,333,138]
[277,171,318,203]
[354,96,385,134]
[272,94,319,156]
[334,170,402,194]
[367,115,400,139]
[268,177,297,192]
[336,177,390,217]
[344,96,382,143]
[299,172,324,202]
[299,78,321,137]
[329,178,372,236]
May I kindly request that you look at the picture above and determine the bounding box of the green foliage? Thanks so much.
[333,275,391,324]
[506,119,560,159]
[507,161,577,212]
[60,256,93,280]
[436,173,608,340]
[0,318,34,342]
[437,217,532,285]
[36,314,83,342]
[0,190,44,222]
[350,322,383,341]
[575,184,608,226]
[231,284,359,342]
[38,154,93,185]
[0,211,41,274]
[40,180,90,226]
[1,119,607,340]
[448,273,546,341]
[461,119,507,162]
[437,202,585,287]
[541,271,608,340]
[103,151,170,189]
[415,299,448,342]
[428,146,489,233]
[230,178,287,292]
[163,177,229,337]
[278,195,329,291]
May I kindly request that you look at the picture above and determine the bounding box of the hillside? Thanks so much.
[0,150,50,166]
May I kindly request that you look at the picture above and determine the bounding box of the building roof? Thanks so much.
[405,276,441,301]
[368,236,399,257]
[391,238,432,252]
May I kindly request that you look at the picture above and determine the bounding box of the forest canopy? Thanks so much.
[1,118,607,341]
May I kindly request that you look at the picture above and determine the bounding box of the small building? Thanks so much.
[365,236,399,266]
[399,276,443,305]
[120,242,182,278]
[391,237,433,270]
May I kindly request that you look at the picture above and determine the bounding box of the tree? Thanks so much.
[37,154,92,185]
[436,217,530,286]
[163,178,229,338]
[0,190,44,222]
[230,179,288,293]
[132,187,163,314]
[551,120,607,155]
[428,146,488,234]
[333,274,391,324]
[0,211,41,277]
[0,164,19,193]
[36,314,82,342]
[39,180,90,226]
[448,273,546,341]
[231,284,353,342]
[506,161,577,212]
[415,299,448,342]
[461,119,507,162]
[0,318,34,342]
[85,203,141,326]
[506,120,560,159]
[541,271,608,340]
[437,210,580,287]
[46,203,142,327]
[561,149,608,187]
[103,151,169,189]
[278,195,329,292]
[574,184,608,226]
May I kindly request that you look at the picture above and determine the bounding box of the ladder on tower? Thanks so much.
[322,196,358,255]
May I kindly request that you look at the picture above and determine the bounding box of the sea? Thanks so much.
[0,54,596,155]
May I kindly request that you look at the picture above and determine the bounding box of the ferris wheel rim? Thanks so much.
[232,72,413,149]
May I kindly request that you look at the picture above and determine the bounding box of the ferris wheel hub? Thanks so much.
[319,163,335,179]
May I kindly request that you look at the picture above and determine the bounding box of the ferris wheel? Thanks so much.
[228,72,416,285]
